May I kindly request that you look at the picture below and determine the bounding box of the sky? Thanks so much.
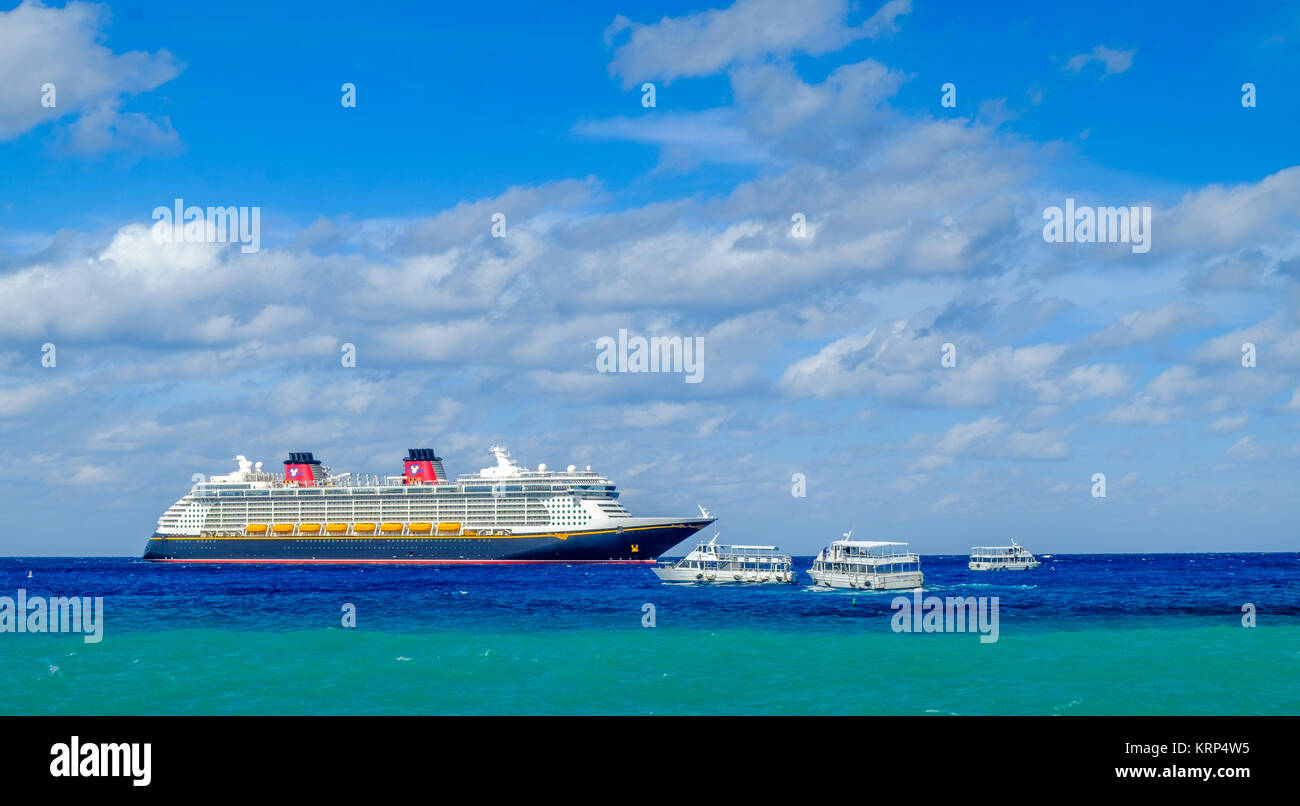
[1,0,1298,555]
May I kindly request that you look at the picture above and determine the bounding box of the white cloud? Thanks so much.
[1064,45,1135,78]
[928,344,1067,407]
[619,402,727,430]
[4,2,1300,554]
[1097,399,1179,426]
[1162,166,1300,253]
[1208,414,1248,433]
[976,98,1018,129]
[1227,435,1268,461]
[915,416,1070,463]
[1192,319,1280,363]
[604,0,910,88]
[574,108,766,165]
[931,493,964,513]
[1096,366,1207,425]
[1060,364,1130,399]
[780,324,931,401]
[0,1,182,149]
[51,96,181,156]
[0,378,76,418]
[1083,302,1213,350]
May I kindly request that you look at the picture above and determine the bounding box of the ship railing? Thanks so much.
[720,555,792,568]
[226,523,517,538]
[830,551,920,565]
[823,558,921,574]
[971,546,1030,557]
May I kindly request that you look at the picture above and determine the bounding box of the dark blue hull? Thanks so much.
[142,521,711,563]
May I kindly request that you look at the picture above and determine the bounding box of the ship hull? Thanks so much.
[806,569,924,590]
[142,520,712,564]
[651,566,797,583]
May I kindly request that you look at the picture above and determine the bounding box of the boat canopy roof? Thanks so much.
[835,540,908,548]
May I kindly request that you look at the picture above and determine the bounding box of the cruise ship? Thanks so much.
[143,446,713,563]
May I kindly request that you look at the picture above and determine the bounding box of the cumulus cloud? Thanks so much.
[780,315,1128,410]
[1095,363,1286,427]
[603,0,910,88]
[779,323,935,401]
[1161,167,1300,253]
[0,1,182,150]
[912,417,1070,465]
[0,378,77,418]
[1082,303,1214,351]
[927,344,1067,407]
[5,0,1300,553]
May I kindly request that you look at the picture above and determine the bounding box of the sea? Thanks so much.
[1,554,1297,715]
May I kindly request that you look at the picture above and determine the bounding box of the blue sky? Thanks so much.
[1,0,1298,555]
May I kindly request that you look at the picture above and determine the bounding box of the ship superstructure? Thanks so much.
[144,446,712,563]
[969,540,1041,570]
[806,531,924,590]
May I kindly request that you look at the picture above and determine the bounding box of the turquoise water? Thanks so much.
[5,624,1299,715]
[1,555,1297,714]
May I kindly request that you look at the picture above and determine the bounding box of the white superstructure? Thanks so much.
[157,446,671,539]
[969,540,1040,570]
[651,534,796,583]
[807,532,923,590]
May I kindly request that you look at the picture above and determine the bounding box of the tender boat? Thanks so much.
[807,532,923,590]
[652,534,796,584]
[968,540,1041,570]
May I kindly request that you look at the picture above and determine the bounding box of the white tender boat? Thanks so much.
[652,534,796,583]
[969,540,1041,570]
[806,532,923,590]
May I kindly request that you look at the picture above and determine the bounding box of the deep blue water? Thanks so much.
[2,554,1298,714]
[2,553,1297,634]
